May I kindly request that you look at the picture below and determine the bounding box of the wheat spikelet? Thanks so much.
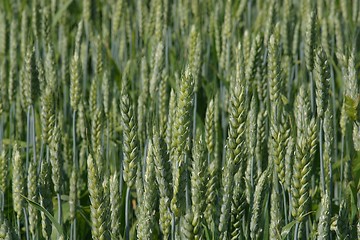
[219,44,247,239]
[69,168,77,222]
[0,219,13,240]
[0,148,6,196]
[191,134,206,239]
[314,48,330,119]
[8,19,18,103]
[12,144,24,220]
[166,89,176,150]
[27,160,38,237]
[291,118,316,222]
[153,131,171,237]
[188,25,201,92]
[250,167,270,240]
[270,174,282,240]
[245,34,262,83]
[305,10,317,71]
[39,159,53,239]
[317,191,330,240]
[159,71,168,138]
[87,154,107,240]
[109,172,121,238]
[170,68,194,216]
[70,52,81,111]
[137,141,157,239]
[121,92,138,189]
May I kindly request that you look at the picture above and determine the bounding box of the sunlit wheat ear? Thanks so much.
[50,125,61,194]
[245,34,262,84]
[8,19,18,103]
[0,147,6,197]
[0,219,13,239]
[314,48,330,119]
[70,52,81,112]
[69,167,77,223]
[205,98,215,156]
[188,25,201,91]
[170,68,194,216]
[149,42,164,101]
[317,191,330,240]
[333,200,350,239]
[39,159,53,239]
[268,33,282,105]
[153,130,171,237]
[345,52,360,151]
[121,92,138,190]
[109,172,121,239]
[230,177,246,240]
[245,96,257,203]
[191,133,206,239]
[137,141,157,239]
[41,6,50,47]
[219,43,247,239]
[270,174,282,240]
[111,0,124,40]
[158,70,168,138]
[291,117,316,223]
[12,144,25,220]
[102,70,110,118]
[263,0,277,46]
[305,10,317,71]
[87,154,107,240]
[0,12,5,58]
[250,168,270,240]
[23,45,38,109]
[41,89,55,145]
[27,160,38,237]
[166,88,176,149]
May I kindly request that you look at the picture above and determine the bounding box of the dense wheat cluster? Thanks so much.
[0,0,359,239]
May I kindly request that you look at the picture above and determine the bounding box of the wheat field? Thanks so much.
[0,0,359,239]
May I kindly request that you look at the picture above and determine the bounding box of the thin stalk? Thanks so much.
[125,187,130,240]
[319,119,325,193]
[38,142,44,175]
[288,191,292,223]
[0,191,3,212]
[10,102,14,148]
[247,0,252,29]
[72,110,77,239]
[193,92,197,142]
[0,113,3,151]
[171,213,176,240]
[73,111,78,169]
[30,106,36,164]
[26,106,30,171]
[106,118,110,174]
[340,135,344,201]
[57,193,62,227]
[294,222,299,240]
[23,208,29,240]
[17,216,21,238]
[281,184,288,225]
[74,218,77,240]
[70,223,73,240]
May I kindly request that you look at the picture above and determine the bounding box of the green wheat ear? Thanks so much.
[170,67,194,217]
[305,10,317,72]
[12,144,25,220]
[314,48,330,119]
